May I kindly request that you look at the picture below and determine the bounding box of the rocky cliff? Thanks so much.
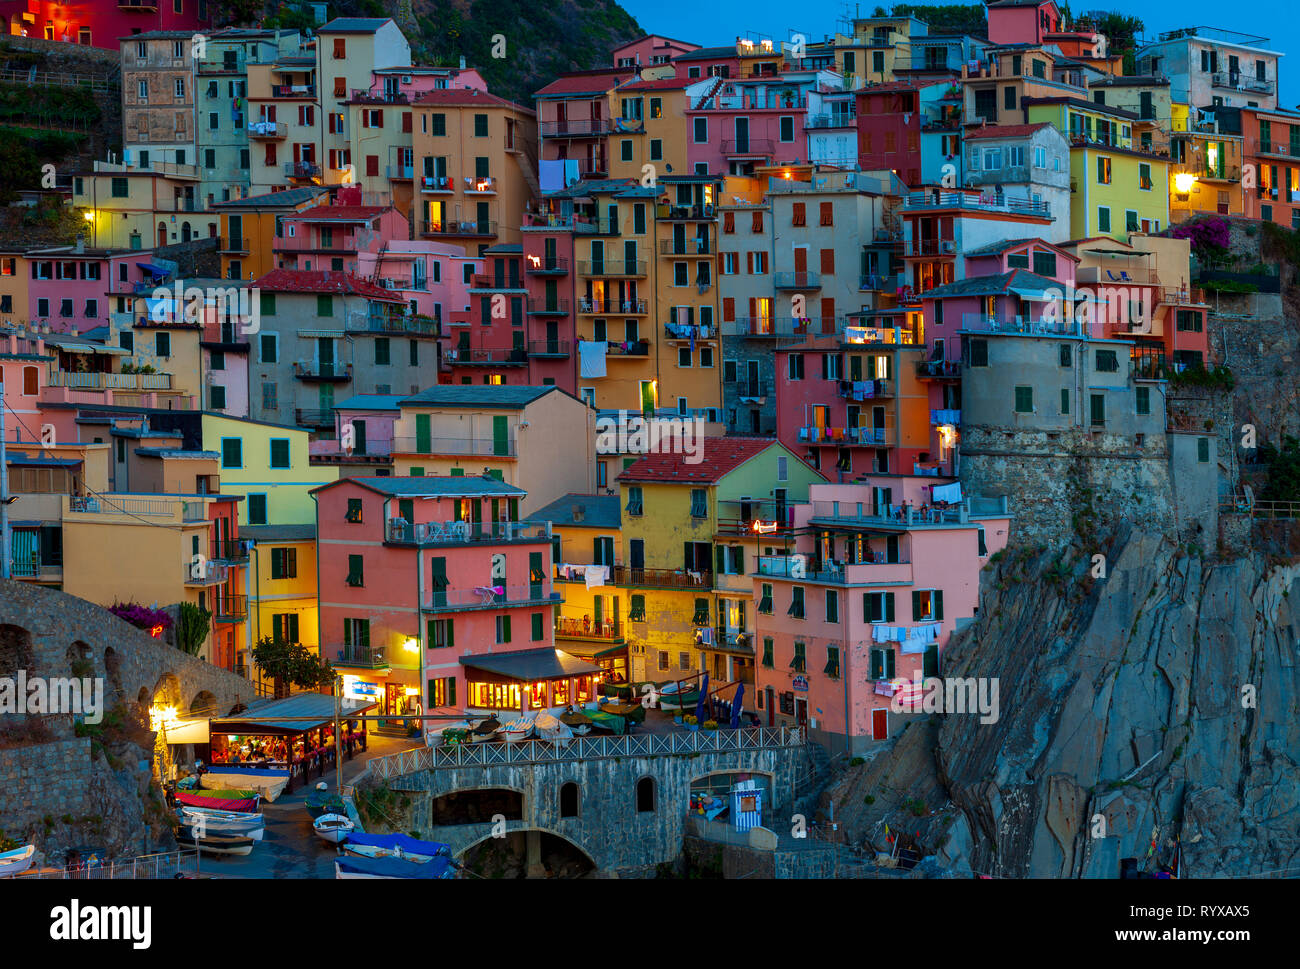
[823,527,1300,878]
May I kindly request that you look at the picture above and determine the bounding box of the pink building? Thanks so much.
[0,0,212,49]
[311,475,571,730]
[754,479,1011,752]
[309,393,401,475]
[274,204,410,275]
[535,68,638,179]
[447,243,529,380]
[686,70,831,175]
[27,246,158,334]
[355,240,480,329]
[611,34,700,70]
[0,330,48,437]
[522,219,577,390]
[985,0,1062,46]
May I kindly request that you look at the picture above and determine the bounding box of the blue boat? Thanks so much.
[334,854,455,879]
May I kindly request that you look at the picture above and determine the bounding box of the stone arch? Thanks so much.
[430,785,525,826]
[67,640,94,678]
[103,646,122,695]
[635,775,656,813]
[138,687,150,706]
[149,672,182,709]
[455,826,598,870]
[189,690,217,717]
[559,780,580,819]
[0,623,34,675]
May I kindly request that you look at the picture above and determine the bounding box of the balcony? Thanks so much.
[577,297,647,315]
[212,539,250,564]
[905,239,957,257]
[335,646,390,670]
[930,408,961,425]
[118,0,158,9]
[837,378,893,399]
[604,339,650,357]
[656,204,715,221]
[47,371,173,391]
[774,272,821,290]
[555,616,623,641]
[659,238,714,256]
[805,114,855,129]
[721,317,820,340]
[445,347,528,366]
[346,311,440,337]
[525,256,569,275]
[960,313,1085,336]
[663,322,715,342]
[424,583,560,613]
[612,565,712,590]
[965,166,1031,187]
[539,119,609,138]
[248,121,287,140]
[214,595,247,623]
[720,139,775,157]
[387,519,551,548]
[183,561,230,587]
[464,175,497,194]
[1211,72,1274,96]
[526,298,570,316]
[386,164,414,180]
[729,379,770,399]
[715,515,790,538]
[470,272,524,291]
[284,161,321,178]
[421,220,497,239]
[797,424,891,446]
[295,408,334,428]
[419,175,455,193]
[220,236,250,254]
[916,359,962,380]
[902,190,1050,217]
[809,498,1004,528]
[577,260,647,277]
[292,361,353,381]
[527,340,571,358]
[391,435,516,457]
[271,84,316,98]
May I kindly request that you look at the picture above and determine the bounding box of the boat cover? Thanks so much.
[335,854,454,879]
[344,833,451,857]
[175,790,260,812]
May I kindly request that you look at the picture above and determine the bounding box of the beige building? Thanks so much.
[121,31,199,169]
[73,160,211,250]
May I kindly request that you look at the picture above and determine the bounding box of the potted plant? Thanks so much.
[703,719,718,731]
[683,714,700,731]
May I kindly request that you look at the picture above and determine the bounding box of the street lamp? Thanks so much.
[1173,172,1196,201]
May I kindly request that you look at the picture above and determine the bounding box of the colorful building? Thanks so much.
[202,412,338,525]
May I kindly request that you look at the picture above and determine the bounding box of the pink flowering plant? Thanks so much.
[109,602,174,633]
[1170,217,1231,265]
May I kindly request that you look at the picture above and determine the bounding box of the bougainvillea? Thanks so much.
[1169,217,1231,262]
[109,602,174,636]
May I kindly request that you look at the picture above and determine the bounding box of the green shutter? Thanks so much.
[415,413,431,453]
[428,679,437,706]
[502,615,511,642]
[885,592,895,622]
[427,619,436,647]
[532,612,543,641]
[447,617,454,649]
[912,590,921,621]
[934,590,944,620]
[885,649,895,678]
[447,676,456,707]
[492,415,509,456]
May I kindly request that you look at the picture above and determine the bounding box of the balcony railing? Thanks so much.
[577,260,647,277]
[212,539,251,564]
[335,646,390,669]
[960,313,1085,336]
[525,256,569,275]
[345,311,440,336]
[1211,72,1274,95]
[390,435,516,457]
[728,379,770,398]
[715,516,791,537]
[464,175,497,193]
[902,191,1050,217]
[555,616,622,640]
[295,408,334,427]
[184,562,229,586]
[809,498,1005,525]
[219,235,250,253]
[930,408,961,425]
[797,424,891,446]
[424,583,559,612]
[905,239,957,257]
[284,161,321,178]
[527,340,571,357]
[837,378,893,399]
[604,339,650,357]
[805,113,855,129]
[214,594,247,622]
[386,519,552,547]
[445,347,528,365]
[248,121,287,140]
[720,139,775,156]
[526,298,570,316]
[577,297,647,314]
[293,361,353,380]
[386,164,414,180]
[271,84,316,98]
[659,238,714,255]
[612,565,712,589]
[916,359,962,379]
[421,220,497,238]
[47,371,173,390]
[419,175,455,192]
[721,317,824,339]
[774,272,821,289]
[470,272,524,290]
[539,119,609,137]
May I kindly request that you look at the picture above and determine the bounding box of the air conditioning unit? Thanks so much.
[401,75,413,85]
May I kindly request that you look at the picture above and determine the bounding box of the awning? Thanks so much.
[137,262,171,276]
[557,640,627,660]
[210,692,376,735]
[162,718,211,745]
[460,648,600,681]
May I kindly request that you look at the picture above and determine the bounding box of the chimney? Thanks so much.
[75,234,85,254]
[459,55,466,70]
[572,503,585,522]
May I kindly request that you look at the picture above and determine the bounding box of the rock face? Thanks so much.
[824,526,1300,878]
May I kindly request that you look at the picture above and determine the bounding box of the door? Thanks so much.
[415,413,431,453]
[765,687,775,726]
[429,557,447,607]
[872,708,889,740]
[476,201,490,234]
[734,117,749,152]
[793,247,807,284]
[794,697,808,726]
[353,419,367,455]
[318,337,335,376]
[492,414,510,456]
[629,539,645,570]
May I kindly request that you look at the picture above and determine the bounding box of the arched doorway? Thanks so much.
[157,221,167,247]
[181,222,192,243]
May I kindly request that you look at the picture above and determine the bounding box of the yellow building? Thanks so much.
[1027,98,1171,239]
[1167,104,1246,222]
[410,87,538,250]
[242,523,321,693]
[607,78,693,184]
[210,186,329,281]
[73,160,215,250]
[525,493,628,680]
[827,15,923,84]
[616,436,824,683]
[0,249,29,322]
[202,413,338,525]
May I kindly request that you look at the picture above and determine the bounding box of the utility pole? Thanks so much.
[0,382,10,579]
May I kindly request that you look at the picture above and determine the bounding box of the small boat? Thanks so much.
[533,711,574,743]
[471,715,501,743]
[305,790,346,819]
[499,716,535,742]
[343,832,451,864]
[174,789,261,813]
[344,843,440,863]
[183,833,255,857]
[176,806,265,841]
[335,854,456,879]
[0,845,35,878]
[559,710,592,736]
[201,765,291,802]
[313,814,354,844]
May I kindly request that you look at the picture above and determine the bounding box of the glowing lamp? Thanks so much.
[404,637,419,653]
[83,212,94,222]
[1173,172,1196,195]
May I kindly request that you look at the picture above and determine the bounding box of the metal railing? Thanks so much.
[526,298,570,315]
[386,164,414,180]
[248,121,287,140]
[13,848,199,880]
[577,297,647,314]
[295,408,334,427]
[425,584,558,611]
[464,175,497,193]
[729,379,770,398]
[293,360,353,379]
[612,565,712,589]
[577,260,647,277]
[805,113,855,129]
[555,616,622,640]
[214,594,248,622]
[902,190,1050,216]
[212,539,251,563]
[1219,496,1300,519]
[47,371,173,390]
[539,119,609,137]
[272,84,316,98]
[775,272,821,289]
[390,435,516,457]
[386,519,551,546]
[445,347,528,365]
[345,312,439,336]
[219,236,250,252]
[335,646,390,669]
[960,314,1085,336]
[720,138,775,155]
[797,425,891,446]
[284,161,321,177]
[837,378,892,399]
[370,726,805,778]
[419,175,455,192]
[527,340,571,357]
[525,257,569,274]
[421,220,497,237]
[660,238,714,255]
[184,562,229,586]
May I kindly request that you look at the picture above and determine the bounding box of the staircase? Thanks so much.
[514,151,541,204]
[790,740,835,819]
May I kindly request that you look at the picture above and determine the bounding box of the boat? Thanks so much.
[175,789,261,813]
[0,845,35,878]
[657,680,700,711]
[201,765,291,802]
[313,814,355,844]
[176,806,265,841]
[471,715,501,743]
[334,854,456,879]
[559,710,592,736]
[499,716,535,742]
[342,833,451,863]
[304,790,346,819]
[179,832,255,857]
[533,711,574,743]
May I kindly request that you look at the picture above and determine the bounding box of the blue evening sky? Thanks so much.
[616,1,1297,107]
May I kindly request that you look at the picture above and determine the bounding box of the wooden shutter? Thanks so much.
[934,589,944,620]
[884,592,895,622]
[820,248,834,274]
[723,297,735,321]
[912,590,922,620]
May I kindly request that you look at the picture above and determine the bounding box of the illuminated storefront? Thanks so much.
[461,647,603,713]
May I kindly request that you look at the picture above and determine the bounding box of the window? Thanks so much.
[1175,310,1203,332]
[790,641,806,672]
[787,354,805,380]
[1096,157,1111,184]
[969,339,988,367]
[346,498,363,523]
[474,114,488,137]
[626,486,643,516]
[825,589,839,623]
[316,295,334,317]
[210,385,226,410]
[531,612,544,641]
[1096,348,1119,372]
[269,438,290,469]
[761,637,774,668]
[374,337,390,365]
[1061,388,1070,415]
[495,615,512,643]
[155,332,171,357]
[1032,251,1057,277]
[636,777,655,813]
[819,202,833,226]
[247,494,267,525]
[870,647,896,680]
[427,618,455,649]
[788,586,805,619]
[1126,210,1139,233]
[1139,163,1152,190]
[1059,344,1072,367]
[560,782,580,818]
[629,594,646,622]
[689,489,707,518]
[427,677,456,708]
[270,547,297,579]
[1197,437,1210,463]
[1090,393,1106,427]
[1136,386,1150,415]
[693,117,707,142]
[912,589,944,621]
[346,554,364,587]
[824,646,840,678]
[864,591,894,623]
[1014,386,1034,413]
[758,583,773,614]
[221,437,242,468]
[1097,207,1111,233]
[620,139,632,162]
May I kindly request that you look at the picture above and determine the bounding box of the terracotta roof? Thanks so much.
[620,77,693,92]
[291,205,389,222]
[534,71,636,98]
[963,123,1054,140]
[413,89,534,114]
[251,269,403,301]
[617,437,776,484]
